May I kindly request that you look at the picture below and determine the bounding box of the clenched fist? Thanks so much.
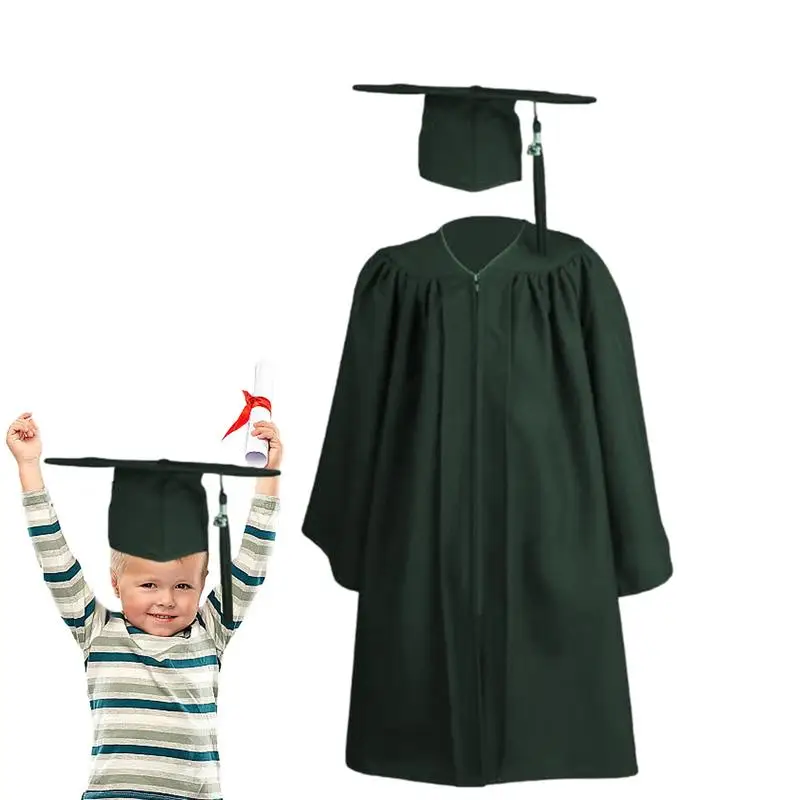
[6,412,41,465]
[250,420,283,470]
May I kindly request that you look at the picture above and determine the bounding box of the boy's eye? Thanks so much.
[141,583,156,589]
[176,583,192,590]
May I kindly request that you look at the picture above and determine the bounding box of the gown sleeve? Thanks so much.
[576,245,674,596]
[302,250,393,591]
[23,486,109,657]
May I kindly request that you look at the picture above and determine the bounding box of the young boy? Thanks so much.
[7,411,282,800]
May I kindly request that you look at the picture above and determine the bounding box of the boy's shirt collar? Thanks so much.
[109,611,193,639]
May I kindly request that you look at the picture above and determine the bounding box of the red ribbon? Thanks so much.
[222,390,272,440]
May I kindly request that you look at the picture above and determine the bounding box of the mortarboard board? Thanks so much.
[352,83,596,255]
[43,457,280,625]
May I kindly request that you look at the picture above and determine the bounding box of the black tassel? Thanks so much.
[530,107,547,256]
[214,475,233,626]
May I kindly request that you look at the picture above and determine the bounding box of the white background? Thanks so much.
[1,1,798,798]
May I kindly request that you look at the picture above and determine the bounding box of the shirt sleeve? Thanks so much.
[23,486,109,657]
[199,493,279,654]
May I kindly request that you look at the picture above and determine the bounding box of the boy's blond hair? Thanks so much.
[110,549,210,578]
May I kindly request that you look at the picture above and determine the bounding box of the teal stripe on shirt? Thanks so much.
[28,520,61,537]
[231,563,265,586]
[84,790,223,800]
[244,523,276,540]
[207,591,241,630]
[90,698,217,714]
[64,597,96,627]
[91,743,220,761]
[87,651,219,669]
[43,559,81,582]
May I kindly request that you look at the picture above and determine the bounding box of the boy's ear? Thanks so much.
[110,569,120,596]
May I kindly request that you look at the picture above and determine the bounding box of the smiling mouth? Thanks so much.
[149,613,177,621]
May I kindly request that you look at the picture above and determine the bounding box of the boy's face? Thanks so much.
[111,552,208,637]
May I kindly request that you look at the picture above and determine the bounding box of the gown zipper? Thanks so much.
[440,221,526,783]
[472,268,485,782]
[449,257,496,783]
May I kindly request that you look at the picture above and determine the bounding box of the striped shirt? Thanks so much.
[23,486,279,800]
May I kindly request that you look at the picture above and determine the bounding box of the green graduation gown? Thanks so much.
[302,214,673,786]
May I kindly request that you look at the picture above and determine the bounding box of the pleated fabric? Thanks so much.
[303,215,672,786]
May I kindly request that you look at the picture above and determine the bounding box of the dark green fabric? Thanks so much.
[352,83,597,104]
[353,84,596,193]
[45,456,279,479]
[43,458,279,560]
[302,215,672,786]
[418,94,522,191]
[107,468,209,561]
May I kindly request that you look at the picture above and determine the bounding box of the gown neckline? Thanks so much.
[438,216,527,278]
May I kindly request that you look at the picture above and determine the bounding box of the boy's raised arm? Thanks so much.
[20,460,108,658]
[199,485,280,655]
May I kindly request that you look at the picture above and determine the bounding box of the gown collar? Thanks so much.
[438,216,527,278]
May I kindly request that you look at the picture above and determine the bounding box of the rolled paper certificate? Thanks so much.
[221,359,275,468]
[244,359,274,468]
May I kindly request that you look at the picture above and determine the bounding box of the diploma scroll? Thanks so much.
[244,359,274,468]
[221,359,275,469]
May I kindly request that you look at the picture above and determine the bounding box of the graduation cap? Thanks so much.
[352,83,596,255]
[43,457,281,625]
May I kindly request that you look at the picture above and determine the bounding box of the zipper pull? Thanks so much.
[474,273,480,293]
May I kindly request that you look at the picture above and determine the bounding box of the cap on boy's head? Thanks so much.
[352,83,596,255]
[43,457,280,624]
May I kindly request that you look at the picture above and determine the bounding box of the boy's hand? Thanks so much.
[6,412,42,465]
[251,420,283,470]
